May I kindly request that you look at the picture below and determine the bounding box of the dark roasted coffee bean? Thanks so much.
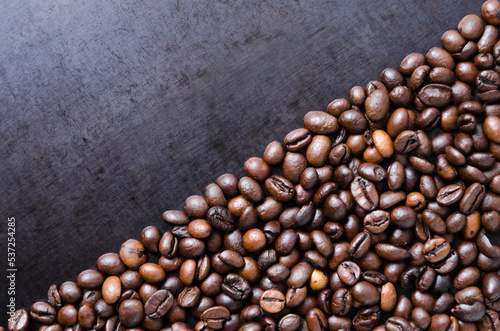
[304,111,339,135]
[144,289,174,319]
[287,262,313,288]
[59,281,83,304]
[285,286,308,308]
[436,182,465,205]
[259,289,285,314]
[305,308,327,331]
[222,273,251,301]
[375,243,410,261]
[311,230,334,257]
[200,306,230,329]
[361,271,387,286]
[337,261,361,286]
[385,316,413,331]
[422,237,451,263]
[400,53,425,76]
[479,309,500,331]
[118,299,144,328]
[400,267,420,291]
[331,288,353,316]
[434,249,459,274]
[351,281,380,307]
[8,310,30,331]
[365,89,390,121]
[460,183,486,215]
[30,301,57,324]
[284,128,312,152]
[350,176,379,211]
[265,175,295,202]
[339,108,369,133]
[349,231,371,259]
[363,210,390,233]
[416,84,452,108]
[278,313,301,331]
[47,285,62,309]
[353,306,381,331]
[178,286,201,308]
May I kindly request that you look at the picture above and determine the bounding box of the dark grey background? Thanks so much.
[0,0,481,325]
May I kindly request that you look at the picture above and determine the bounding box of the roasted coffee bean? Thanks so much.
[349,231,372,259]
[385,316,413,331]
[400,52,426,76]
[244,157,271,182]
[222,274,251,301]
[144,289,174,319]
[352,306,381,331]
[118,299,144,328]
[436,182,465,205]
[30,302,57,324]
[479,309,500,331]
[304,111,339,135]
[287,262,313,288]
[197,308,230,331]
[363,209,390,233]
[285,286,308,308]
[265,175,295,203]
[422,237,451,263]
[337,261,361,286]
[178,286,201,308]
[284,128,312,152]
[259,289,286,314]
[339,108,369,133]
[350,176,379,211]
[305,308,327,331]
[206,206,236,233]
[375,243,410,261]
[330,288,353,316]
[351,281,380,306]
[9,310,30,331]
[327,98,351,116]
[434,249,459,274]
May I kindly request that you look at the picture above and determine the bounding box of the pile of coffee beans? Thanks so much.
[6,1,500,330]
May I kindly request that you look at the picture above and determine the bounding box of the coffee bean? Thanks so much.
[458,14,485,40]
[198,306,230,329]
[479,309,500,331]
[304,111,339,135]
[30,302,56,325]
[365,89,390,121]
[349,231,372,259]
[118,299,144,327]
[351,176,379,211]
[143,289,174,319]
[305,308,327,331]
[436,182,465,205]
[422,237,451,263]
[375,243,410,261]
[337,261,361,286]
[284,128,312,152]
[259,289,285,313]
[47,285,62,309]
[58,281,82,304]
[352,306,381,330]
[222,273,251,301]
[206,206,235,233]
[177,286,201,308]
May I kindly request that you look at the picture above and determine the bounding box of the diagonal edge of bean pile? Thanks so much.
[7,1,500,330]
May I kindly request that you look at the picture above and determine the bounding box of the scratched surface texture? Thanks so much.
[0,0,481,324]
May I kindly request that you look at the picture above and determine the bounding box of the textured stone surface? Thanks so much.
[0,0,480,317]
